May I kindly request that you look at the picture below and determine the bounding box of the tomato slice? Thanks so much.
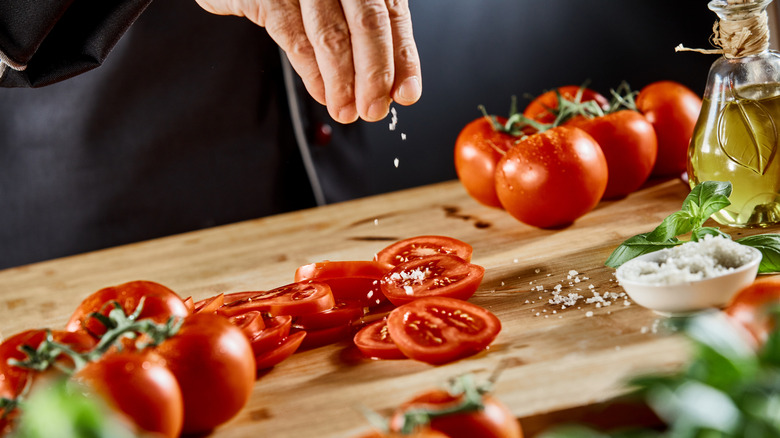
[294,299,365,331]
[379,255,485,306]
[182,296,195,314]
[255,331,307,371]
[227,310,266,339]
[298,324,353,350]
[194,293,224,314]
[353,319,406,360]
[374,236,473,266]
[294,260,393,308]
[386,297,501,365]
[250,315,293,357]
[217,281,335,317]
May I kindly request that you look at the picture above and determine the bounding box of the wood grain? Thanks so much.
[0,178,771,437]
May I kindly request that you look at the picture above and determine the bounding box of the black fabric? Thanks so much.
[0,0,317,268]
[0,0,153,87]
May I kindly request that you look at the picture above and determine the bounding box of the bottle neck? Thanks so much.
[709,0,772,58]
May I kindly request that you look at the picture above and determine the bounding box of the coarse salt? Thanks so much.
[617,235,757,286]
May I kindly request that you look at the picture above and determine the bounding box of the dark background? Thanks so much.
[356,1,717,196]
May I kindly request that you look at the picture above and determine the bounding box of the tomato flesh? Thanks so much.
[217,281,335,317]
[250,315,293,357]
[294,299,365,331]
[380,255,485,306]
[353,319,406,360]
[374,235,473,266]
[294,261,393,308]
[255,331,307,371]
[386,297,501,365]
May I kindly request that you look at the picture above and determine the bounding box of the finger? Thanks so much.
[254,0,327,105]
[300,0,358,124]
[386,0,421,106]
[341,0,394,122]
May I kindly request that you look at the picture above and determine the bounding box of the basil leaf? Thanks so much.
[646,211,695,242]
[604,233,681,268]
[736,234,780,274]
[682,181,732,227]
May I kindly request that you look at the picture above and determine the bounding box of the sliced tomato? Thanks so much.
[353,319,406,360]
[227,310,266,339]
[386,297,501,365]
[182,296,195,314]
[217,281,335,318]
[298,325,353,350]
[255,331,307,371]
[294,260,393,308]
[374,236,473,266]
[379,255,485,306]
[250,315,293,357]
[294,299,365,331]
[194,293,224,314]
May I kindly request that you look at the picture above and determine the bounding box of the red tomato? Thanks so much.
[294,299,365,331]
[353,319,406,360]
[567,110,657,199]
[386,297,501,365]
[154,313,255,434]
[374,235,474,266]
[75,350,184,438]
[454,116,516,208]
[494,126,608,228]
[298,324,353,350]
[391,389,522,438]
[523,85,609,125]
[635,81,702,176]
[250,315,293,357]
[0,329,96,400]
[218,281,335,318]
[194,293,224,314]
[294,261,393,308]
[724,276,780,346]
[227,310,266,339]
[65,280,190,338]
[254,331,307,370]
[357,429,450,438]
[379,255,485,306]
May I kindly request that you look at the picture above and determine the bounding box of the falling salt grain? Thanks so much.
[401,133,407,140]
[393,158,400,168]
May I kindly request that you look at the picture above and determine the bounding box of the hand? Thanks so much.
[196,0,422,124]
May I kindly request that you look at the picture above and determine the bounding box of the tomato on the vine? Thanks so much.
[153,313,255,434]
[567,110,657,199]
[386,297,501,365]
[75,350,184,438]
[0,329,96,400]
[494,125,608,228]
[380,254,485,306]
[390,387,521,438]
[374,235,473,266]
[454,116,516,208]
[635,80,702,177]
[725,276,780,346]
[523,85,609,125]
[65,280,190,338]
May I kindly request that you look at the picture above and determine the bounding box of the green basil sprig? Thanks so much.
[605,181,780,274]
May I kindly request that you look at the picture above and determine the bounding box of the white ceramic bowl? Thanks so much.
[615,246,762,315]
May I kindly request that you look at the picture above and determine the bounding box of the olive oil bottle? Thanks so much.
[689,83,780,226]
[687,0,780,227]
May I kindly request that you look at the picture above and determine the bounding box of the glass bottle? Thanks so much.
[688,0,780,227]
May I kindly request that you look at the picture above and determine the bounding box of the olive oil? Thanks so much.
[688,83,780,227]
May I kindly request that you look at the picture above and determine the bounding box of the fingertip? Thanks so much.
[393,75,422,106]
[331,103,359,124]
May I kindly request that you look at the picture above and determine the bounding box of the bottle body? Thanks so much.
[688,51,780,227]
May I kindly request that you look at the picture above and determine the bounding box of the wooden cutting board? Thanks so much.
[0,178,771,437]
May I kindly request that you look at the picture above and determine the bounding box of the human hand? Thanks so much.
[195,0,422,124]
